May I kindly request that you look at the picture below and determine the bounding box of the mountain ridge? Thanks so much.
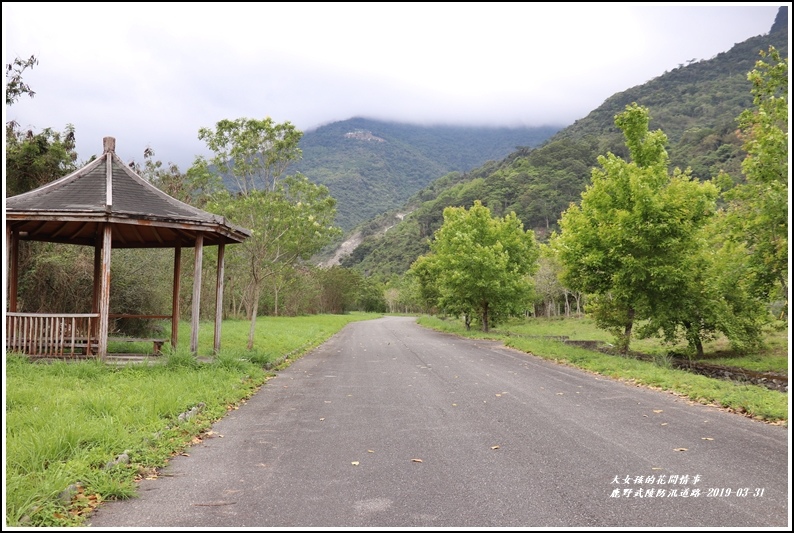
[292,117,561,230]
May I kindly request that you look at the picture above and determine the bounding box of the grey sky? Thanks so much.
[2,2,784,171]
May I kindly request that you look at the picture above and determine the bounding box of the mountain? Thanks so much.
[335,7,788,278]
[292,118,561,231]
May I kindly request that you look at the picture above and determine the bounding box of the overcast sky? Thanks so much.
[2,2,784,171]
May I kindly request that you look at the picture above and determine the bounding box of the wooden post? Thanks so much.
[91,242,102,345]
[190,234,204,354]
[213,243,225,354]
[97,224,112,359]
[172,246,181,349]
[7,226,18,312]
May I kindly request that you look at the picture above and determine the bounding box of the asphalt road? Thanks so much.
[88,316,789,528]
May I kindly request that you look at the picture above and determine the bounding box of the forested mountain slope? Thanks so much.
[292,118,560,230]
[336,8,788,278]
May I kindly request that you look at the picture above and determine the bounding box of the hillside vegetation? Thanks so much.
[293,118,560,230]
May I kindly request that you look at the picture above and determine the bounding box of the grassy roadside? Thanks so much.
[4,313,381,527]
[416,315,789,424]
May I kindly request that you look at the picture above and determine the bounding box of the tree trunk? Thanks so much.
[683,320,705,358]
[247,280,261,350]
[620,307,635,354]
[481,302,489,332]
[694,336,704,358]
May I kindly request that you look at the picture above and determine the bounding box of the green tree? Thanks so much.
[197,117,339,348]
[552,103,719,353]
[411,200,539,332]
[317,266,361,314]
[5,54,38,106]
[633,214,766,357]
[356,276,388,313]
[532,245,568,318]
[5,54,78,197]
[721,46,788,307]
[406,253,443,315]
[208,174,341,348]
[130,147,222,208]
[5,125,78,197]
[197,117,303,194]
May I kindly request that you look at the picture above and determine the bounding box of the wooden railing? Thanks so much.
[5,312,99,358]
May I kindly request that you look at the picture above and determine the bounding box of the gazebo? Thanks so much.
[5,136,251,359]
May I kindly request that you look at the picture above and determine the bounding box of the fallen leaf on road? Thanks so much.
[653,410,663,413]
[368,450,374,453]
[495,394,502,397]
[181,453,190,457]
[661,423,668,426]
[556,393,564,395]
[491,445,500,450]
[412,458,423,463]
[701,437,714,441]
[673,448,688,452]
[652,467,663,470]
[351,461,359,466]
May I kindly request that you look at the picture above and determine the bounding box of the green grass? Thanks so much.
[417,315,788,424]
[110,313,378,361]
[489,315,789,374]
[4,312,381,527]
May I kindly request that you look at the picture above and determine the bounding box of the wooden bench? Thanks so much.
[107,337,167,355]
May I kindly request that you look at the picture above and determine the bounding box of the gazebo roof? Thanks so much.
[5,137,250,248]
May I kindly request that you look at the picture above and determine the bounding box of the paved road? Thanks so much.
[88,316,789,528]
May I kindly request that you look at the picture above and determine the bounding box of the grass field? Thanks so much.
[490,315,790,374]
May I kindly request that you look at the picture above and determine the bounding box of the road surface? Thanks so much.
[88,316,789,527]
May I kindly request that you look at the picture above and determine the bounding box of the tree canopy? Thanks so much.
[411,201,539,332]
[197,117,303,194]
[721,46,788,305]
[197,117,341,348]
[552,103,719,353]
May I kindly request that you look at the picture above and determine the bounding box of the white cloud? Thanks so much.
[3,2,782,169]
